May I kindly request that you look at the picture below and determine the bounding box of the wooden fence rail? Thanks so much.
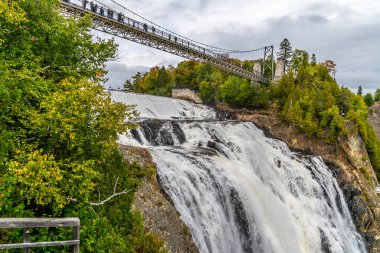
[0,218,80,253]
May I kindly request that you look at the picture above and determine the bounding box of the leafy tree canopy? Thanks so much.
[0,0,166,251]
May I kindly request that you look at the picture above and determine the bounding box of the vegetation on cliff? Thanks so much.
[273,64,380,175]
[124,61,270,109]
[0,0,166,251]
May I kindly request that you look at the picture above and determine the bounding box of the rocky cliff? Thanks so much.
[369,102,380,140]
[172,89,203,104]
[215,103,380,253]
[119,145,199,253]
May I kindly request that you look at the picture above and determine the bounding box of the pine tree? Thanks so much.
[364,93,374,107]
[278,38,293,72]
[357,85,363,96]
[311,54,317,66]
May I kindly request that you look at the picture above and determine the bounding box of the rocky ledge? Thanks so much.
[119,145,199,253]
[369,102,380,140]
[215,103,380,253]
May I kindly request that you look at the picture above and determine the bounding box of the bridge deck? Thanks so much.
[59,1,269,84]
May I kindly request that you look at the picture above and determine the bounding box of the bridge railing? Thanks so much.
[62,1,247,66]
[61,0,267,83]
[0,218,80,253]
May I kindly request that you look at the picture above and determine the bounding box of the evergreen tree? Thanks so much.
[157,66,171,88]
[357,85,363,96]
[278,38,293,72]
[123,79,135,91]
[311,54,317,66]
[364,93,374,107]
[375,88,380,102]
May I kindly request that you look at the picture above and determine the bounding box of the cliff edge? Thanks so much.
[369,102,380,140]
[119,145,199,253]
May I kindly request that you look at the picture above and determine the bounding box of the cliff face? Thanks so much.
[369,102,380,140]
[119,145,199,253]
[215,103,380,253]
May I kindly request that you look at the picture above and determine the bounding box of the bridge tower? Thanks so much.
[262,46,274,80]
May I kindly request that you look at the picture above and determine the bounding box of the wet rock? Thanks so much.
[139,120,186,146]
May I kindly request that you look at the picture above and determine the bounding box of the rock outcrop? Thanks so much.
[369,102,380,140]
[172,89,203,104]
[215,103,380,253]
[119,145,199,253]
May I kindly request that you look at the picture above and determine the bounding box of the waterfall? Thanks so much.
[112,91,367,253]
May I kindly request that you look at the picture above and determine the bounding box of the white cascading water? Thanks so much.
[112,91,367,253]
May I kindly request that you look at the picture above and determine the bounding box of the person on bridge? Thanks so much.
[82,0,88,9]
[117,13,124,23]
[143,23,148,32]
[174,36,177,43]
[152,26,155,33]
[90,2,96,13]
[107,9,113,19]
[99,6,104,16]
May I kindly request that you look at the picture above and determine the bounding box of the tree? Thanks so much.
[278,38,293,72]
[357,85,363,96]
[310,54,317,66]
[364,93,374,107]
[123,79,135,91]
[157,66,171,88]
[0,1,166,251]
[375,88,380,102]
[290,49,309,72]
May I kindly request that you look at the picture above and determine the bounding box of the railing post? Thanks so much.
[24,228,30,253]
[73,225,80,253]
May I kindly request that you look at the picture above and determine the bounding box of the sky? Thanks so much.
[90,0,380,94]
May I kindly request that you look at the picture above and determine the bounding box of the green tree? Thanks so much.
[131,71,144,92]
[0,1,166,251]
[310,53,317,66]
[374,88,380,102]
[173,61,201,90]
[274,63,380,174]
[278,38,293,71]
[290,49,309,72]
[364,93,374,107]
[357,85,363,96]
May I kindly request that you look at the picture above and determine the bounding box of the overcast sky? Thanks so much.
[92,0,380,94]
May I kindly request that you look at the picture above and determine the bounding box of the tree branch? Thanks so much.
[90,188,133,206]
[68,177,133,206]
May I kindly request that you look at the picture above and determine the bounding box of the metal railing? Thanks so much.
[59,0,270,84]
[0,218,80,253]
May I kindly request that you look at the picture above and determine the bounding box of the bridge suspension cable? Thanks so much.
[60,0,273,83]
[94,0,266,55]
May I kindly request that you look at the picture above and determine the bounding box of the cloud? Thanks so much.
[97,0,380,92]
[105,62,149,89]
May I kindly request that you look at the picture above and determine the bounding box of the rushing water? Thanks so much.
[112,91,367,253]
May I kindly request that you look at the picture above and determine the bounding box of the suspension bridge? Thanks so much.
[59,0,275,85]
